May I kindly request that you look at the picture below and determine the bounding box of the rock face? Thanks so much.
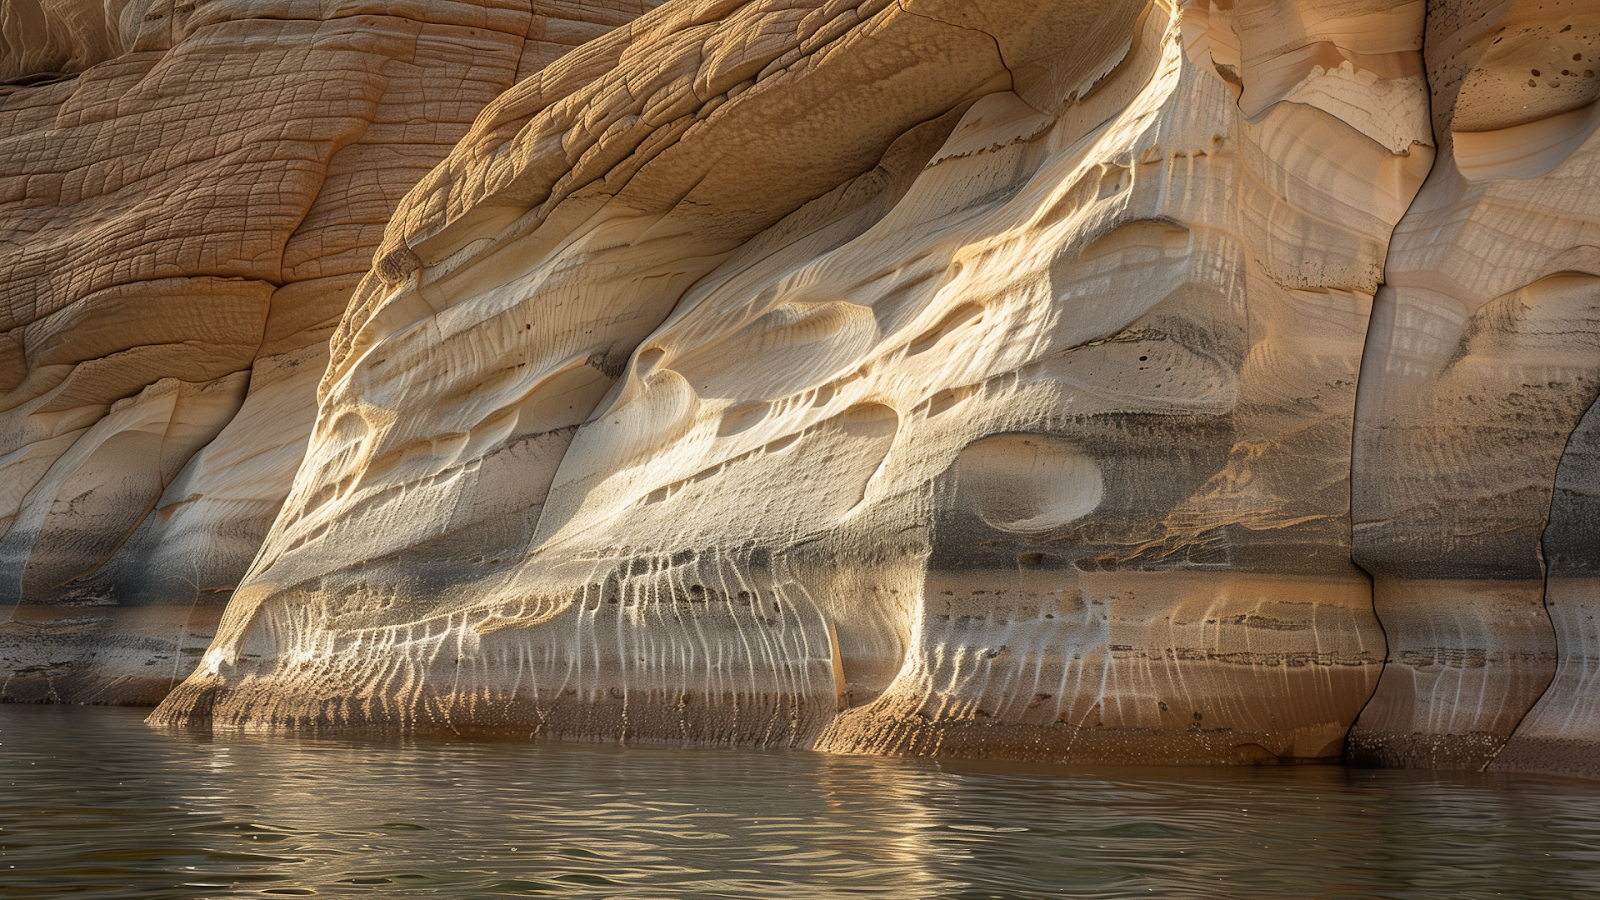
[147,0,1430,764]
[1495,397,1600,778]
[0,0,662,701]
[1348,0,1600,773]
[3,0,1598,777]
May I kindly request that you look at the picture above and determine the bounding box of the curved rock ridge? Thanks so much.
[0,0,663,702]
[146,0,1436,766]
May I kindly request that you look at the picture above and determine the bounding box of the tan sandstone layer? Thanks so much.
[148,0,1429,766]
[0,0,661,702]
[1,0,130,84]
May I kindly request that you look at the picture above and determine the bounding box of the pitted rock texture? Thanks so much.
[0,0,662,702]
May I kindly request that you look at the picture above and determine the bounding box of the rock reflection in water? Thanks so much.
[1,705,1598,898]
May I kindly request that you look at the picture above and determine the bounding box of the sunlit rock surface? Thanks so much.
[0,0,661,701]
[1348,0,1600,775]
[146,0,1433,765]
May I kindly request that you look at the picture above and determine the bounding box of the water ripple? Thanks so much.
[2,705,1600,898]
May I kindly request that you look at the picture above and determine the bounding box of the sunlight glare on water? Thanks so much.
[2,705,1599,898]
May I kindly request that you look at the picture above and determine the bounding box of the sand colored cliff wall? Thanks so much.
[0,0,134,84]
[0,0,663,701]
[3,0,1600,777]
[145,0,1433,765]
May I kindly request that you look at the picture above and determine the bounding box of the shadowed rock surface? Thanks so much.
[3,0,1599,777]
[1492,396,1600,778]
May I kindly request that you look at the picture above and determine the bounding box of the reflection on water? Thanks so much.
[2,705,1599,898]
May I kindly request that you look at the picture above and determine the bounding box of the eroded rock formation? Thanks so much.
[3,0,1599,778]
[145,0,1431,763]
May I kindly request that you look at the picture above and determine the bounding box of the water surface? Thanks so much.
[2,704,1598,898]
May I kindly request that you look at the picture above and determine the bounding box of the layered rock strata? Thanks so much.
[0,0,660,702]
[149,0,1433,765]
[0,0,130,84]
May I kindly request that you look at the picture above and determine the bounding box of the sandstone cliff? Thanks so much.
[152,0,1427,762]
[3,0,1598,779]
[1349,0,1600,775]
[0,0,663,701]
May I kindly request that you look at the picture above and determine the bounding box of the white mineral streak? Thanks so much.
[1349,0,1600,775]
[145,0,1432,765]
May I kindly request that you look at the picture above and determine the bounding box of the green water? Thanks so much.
[1,705,1597,898]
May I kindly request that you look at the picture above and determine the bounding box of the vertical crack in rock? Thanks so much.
[1339,0,1443,761]
[1491,394,1600,777]
[1482,403,1573,771]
